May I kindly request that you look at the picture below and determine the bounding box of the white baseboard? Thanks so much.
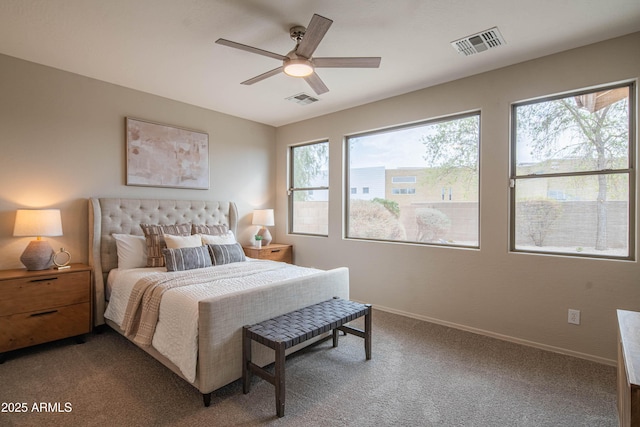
[359,301,616,367]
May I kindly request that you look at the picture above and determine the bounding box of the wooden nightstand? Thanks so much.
[243,243,293,264]
[0,263,92,359]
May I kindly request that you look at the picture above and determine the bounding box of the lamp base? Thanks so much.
[20,240,54,270]
[257,227,272,246]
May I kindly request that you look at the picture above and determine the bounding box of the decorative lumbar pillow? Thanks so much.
[164,234,203,249]
[207,243,246,266]
[192,224,228,236]
[200,231,236,245]
[140,223,192,267]
[113,234,147,270]
[163,246,212,272]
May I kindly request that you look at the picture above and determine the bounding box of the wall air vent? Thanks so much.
[451,27,506,56]
[286,93,320,105]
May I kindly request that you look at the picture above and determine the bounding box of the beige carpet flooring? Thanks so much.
[0,310,618,426]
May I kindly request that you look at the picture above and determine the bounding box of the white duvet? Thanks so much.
[104,260,321,382]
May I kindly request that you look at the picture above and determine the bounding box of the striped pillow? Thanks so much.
[207,243,246,266]
[192,224,228,235]
[163,245,212,272]
[140,223,192,267]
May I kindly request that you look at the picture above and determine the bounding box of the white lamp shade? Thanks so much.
[252,209,275,226]
[13,209,63,237]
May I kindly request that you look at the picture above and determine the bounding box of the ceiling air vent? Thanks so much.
[451,27,506,56]
[286,93,320,106]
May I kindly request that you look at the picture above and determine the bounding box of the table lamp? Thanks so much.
[252,209,274,246]
[13,209,63,270]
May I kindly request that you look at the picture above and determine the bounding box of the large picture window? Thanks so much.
[346,112,480,247]
[289,141,329,236]
[511,82,635,259]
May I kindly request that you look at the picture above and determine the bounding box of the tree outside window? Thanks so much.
[289,141,329,236]
[511,83,635,259]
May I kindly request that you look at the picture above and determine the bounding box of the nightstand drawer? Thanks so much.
[243,244,293,264]
[0,271,90,316]
[0,302,91,352]
[260,246,292,263]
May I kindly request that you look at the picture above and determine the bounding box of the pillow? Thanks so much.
[140,223,192,267]
[192,224,228,236]
[207,243,246,266]
[163,246,212,272]
[165,234,203,249]
[200,231,236,245]
[112,234,147,269]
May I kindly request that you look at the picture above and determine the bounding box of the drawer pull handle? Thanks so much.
[270,249,281,253]
[30,277,59,283]
[30,310,58,317]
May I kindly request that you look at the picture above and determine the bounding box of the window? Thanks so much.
[391,188,416,195]
[392,176,417,183]
[346,112,480,247]
[289,141,329,236]
[511,82,635,259]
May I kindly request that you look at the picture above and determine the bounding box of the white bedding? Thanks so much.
[104,260,322,382]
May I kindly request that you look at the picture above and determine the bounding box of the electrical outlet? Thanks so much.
[568,309,581,325]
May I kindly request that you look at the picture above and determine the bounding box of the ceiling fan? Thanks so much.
[215,14,381,95]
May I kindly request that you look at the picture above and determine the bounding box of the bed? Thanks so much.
[88,197,349,405]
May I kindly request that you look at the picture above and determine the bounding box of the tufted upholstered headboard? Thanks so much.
[88,197,238,325]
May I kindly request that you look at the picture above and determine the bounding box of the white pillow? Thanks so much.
[164,234,203,249]
[200,231,237,245]
[113,234,147,270]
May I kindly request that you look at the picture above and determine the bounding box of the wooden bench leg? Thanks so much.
[275,341,286,417]
[332,328,339,347]
[243,327,251,394]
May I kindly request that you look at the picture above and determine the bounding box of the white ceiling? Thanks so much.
[1,1,639,127]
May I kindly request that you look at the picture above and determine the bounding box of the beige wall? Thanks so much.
[0,53,276,270]
[276,32,640,364]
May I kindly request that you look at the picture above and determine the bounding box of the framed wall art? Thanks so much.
[126,117,209,189]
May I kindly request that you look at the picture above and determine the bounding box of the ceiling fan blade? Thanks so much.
[314,57,382,68]
[296,14,333,58]
[216,38,287,61]
[304,72,329,95]
[241,67,283,85]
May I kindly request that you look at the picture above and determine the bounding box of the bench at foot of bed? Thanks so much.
[242,297,372,417]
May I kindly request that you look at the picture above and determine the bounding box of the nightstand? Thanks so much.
[243,243,293,264]
[0,263,92,359]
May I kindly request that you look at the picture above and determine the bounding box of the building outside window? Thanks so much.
[346,112,480,247]
[510,82,635,259]
[289,141,329,236]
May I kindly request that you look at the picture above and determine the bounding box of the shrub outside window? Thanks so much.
[510,82,635,259]
[346,112,480,247]
[289,141,329,236]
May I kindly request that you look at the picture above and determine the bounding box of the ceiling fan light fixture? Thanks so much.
[283,58,314,77]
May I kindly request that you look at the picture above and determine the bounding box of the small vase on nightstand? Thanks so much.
[254,235,263,249]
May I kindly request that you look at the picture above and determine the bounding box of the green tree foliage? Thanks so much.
[292,143,328,201]
[372,198,400,218]
[420,115,480,190]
